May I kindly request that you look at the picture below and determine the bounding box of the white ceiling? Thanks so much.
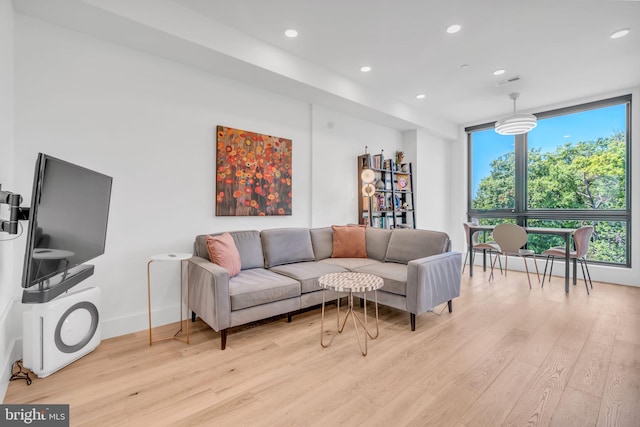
[14,0,640,137]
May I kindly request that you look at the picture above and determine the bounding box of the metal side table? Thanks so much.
[319,272,383,356]
[147,253,192,345]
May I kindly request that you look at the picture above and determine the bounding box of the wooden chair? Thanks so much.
[542,225,594,294]
[490,223,540,288]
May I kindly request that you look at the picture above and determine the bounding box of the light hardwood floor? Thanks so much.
[5,268,640,426]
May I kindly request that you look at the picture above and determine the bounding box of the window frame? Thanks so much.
[465,94,632,267]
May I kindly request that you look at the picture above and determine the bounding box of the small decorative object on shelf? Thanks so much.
[395,151,404,170]
[357,153,415,229]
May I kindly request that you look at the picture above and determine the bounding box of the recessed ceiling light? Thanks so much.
[446,24,461,34]
[493,69,506,76]
[360,66,372,73]
[460,64,470,69]
[610,28,630,39]
[416,94,426,99]
[285,29,298,38]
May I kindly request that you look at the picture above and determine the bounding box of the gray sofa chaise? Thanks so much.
[188,226,462,349]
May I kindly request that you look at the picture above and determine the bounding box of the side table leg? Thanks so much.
[368,290,380,339]
[350,290,380,356]
[351,290,366,356]
[320,289,340,348]
[321,289,341,348]
[320,289,326,346]
[178,260,183,336]
[337,293,350,333]
[147,260,153,346]
[321,289,353,348]
[185,259,190,344]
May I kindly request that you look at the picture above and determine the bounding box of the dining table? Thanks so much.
[466,224,577,293]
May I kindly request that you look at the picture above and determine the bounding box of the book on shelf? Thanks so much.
[373,154,383,169]
[361,196,370,212]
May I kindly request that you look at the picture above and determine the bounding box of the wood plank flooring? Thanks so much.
[5,269,640,426]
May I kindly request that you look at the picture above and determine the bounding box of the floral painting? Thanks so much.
[215,125,292,216]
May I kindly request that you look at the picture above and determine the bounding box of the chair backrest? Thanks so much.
[463,217,483,245]
[463,222,470,241]
[574,226,594,258]
[492,223,528,254]
[463,222,473,243]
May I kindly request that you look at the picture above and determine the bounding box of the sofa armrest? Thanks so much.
[406,252,462,314]
[188,256,231,332]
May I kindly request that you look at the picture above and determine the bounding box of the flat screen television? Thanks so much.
[21,153,113,303]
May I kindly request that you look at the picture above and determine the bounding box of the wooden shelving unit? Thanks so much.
[358,153,415,229]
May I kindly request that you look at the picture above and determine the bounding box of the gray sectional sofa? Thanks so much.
[188,227,462,349]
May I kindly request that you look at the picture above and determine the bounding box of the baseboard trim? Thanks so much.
[101,304,187,340]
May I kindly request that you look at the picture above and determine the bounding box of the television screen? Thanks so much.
[21,154,112,303]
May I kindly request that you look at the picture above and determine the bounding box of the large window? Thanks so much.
[467,95,631,266]
[470,129,515,210]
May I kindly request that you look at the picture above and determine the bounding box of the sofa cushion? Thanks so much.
[229,268,301,311]
[270,261,347,293]
[206,233,241,277]
[310,227,333,260]
[196,230,264,270]
[320,258,381,270]
[230,230,266,269]
[261,228,315,268]
[332,225,367,258]
[385,229,450,264]
[366,227,393,261]
[354,262,407,296]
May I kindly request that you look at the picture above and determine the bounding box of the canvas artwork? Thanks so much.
[216,125,292,216]
[396,174,410,191]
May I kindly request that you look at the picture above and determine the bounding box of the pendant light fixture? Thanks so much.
[495,92,537,135]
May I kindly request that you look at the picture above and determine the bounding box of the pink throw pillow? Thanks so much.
[206,233,241,277]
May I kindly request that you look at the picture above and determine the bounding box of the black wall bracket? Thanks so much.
[1,183,30,235]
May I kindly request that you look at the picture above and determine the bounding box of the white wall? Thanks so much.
[13,14,316,339]
[0,0,16,401]
[310,104,403,227]
[0,0,15,318]
[403,129,453,236]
